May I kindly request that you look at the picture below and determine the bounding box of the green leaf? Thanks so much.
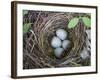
[68,18,79,29]
[23,10,28,15]
[23,23,31,33]
[82,17,91,27]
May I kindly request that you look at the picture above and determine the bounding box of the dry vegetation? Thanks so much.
[23,10,91,69]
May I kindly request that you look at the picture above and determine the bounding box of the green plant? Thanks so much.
[23,10,28,15]
[23,23,31,34]
[68,17,91,29]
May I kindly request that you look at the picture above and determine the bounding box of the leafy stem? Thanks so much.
[68,16,91,29]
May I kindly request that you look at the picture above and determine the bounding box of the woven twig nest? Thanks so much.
[23,12,89,69]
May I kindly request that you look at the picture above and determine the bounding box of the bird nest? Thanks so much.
[23,11,90,69]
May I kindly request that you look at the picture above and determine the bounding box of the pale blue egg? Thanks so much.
[56,29,67,40]
[54,47,64,58]
[62,40,71,50]
[51,36,62,48]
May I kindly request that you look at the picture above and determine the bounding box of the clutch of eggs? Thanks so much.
[51,29,71,58]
